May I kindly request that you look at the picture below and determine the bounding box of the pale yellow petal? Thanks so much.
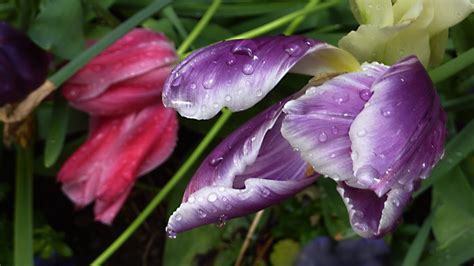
[291,46,362,75]
[429,0,474,35]
[429,29,449,67]
[350,0,394,26]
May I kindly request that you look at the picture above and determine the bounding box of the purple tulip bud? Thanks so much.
[163,36,447,239]
[0,21,49,105]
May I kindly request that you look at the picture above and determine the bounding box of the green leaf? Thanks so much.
[163,225,221,265]
[319,178,352,238]
[142,18,179,45]
[416,120,474,196]
[432,167,474,214]
[270,239,301,266]
[452,14,474,54]
[28,0,85,59]
[44,96,70,168]
[401,216,432,266]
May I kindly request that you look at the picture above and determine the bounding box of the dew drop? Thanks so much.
[357,129,367,137]
[242,64,255,75]
[331,126,339,135]
[175,213,183,221]
[226,58,236,66]
[225,95,232,102]
[354,222,369,232]
[261,188,271,197]
[202,75,215,89]
[304,38,315,46]
[330,153,336,158]
[165,226,177,239]
[231,41,256,57]
[209,156,224,167]
[208,193,218,202]
[421,162,427,169]
[216,214,227,228]
[198,209,207,218]
[256,89,263,97]
[171,74,183,87]
[392,199,400,207]
[284,43,302,57]
[188,196,196,203]
[213,103,219,109]
[318,132,328,142]
[351,151,359,160]
[356,165,380,187]
[359,89,371,101]
[381,107,393,117]
[332,93,349,104]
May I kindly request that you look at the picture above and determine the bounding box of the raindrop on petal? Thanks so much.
[198,209,207,218]
[166,226,177,239]
[242,64,254,75]
[318,132,328,142]
[359,89,371,101]
[208,193,218,202]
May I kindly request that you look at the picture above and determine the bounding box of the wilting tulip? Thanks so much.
[296,236,390,266]
[162,36,446,238]
[59,29,178,224]
[0,21,49,105]
[339,0,474,67]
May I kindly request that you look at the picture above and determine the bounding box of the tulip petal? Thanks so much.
[59,102,177,224]
[337,182,413,238]
[281,63,388,182]
[163,36,360,120]
[63,29,176,102]
[428,0,474,35]
[349,56,446,195]
[166,100,317,235]
[67,66,172,115]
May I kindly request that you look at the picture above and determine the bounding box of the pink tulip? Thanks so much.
[59,29,178,224]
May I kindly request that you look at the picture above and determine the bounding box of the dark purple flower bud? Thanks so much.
[296,236,390,266]
[0,21,49,105]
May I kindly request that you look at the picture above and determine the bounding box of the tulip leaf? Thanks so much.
[28,0,85,59]
[319,178,352,238]
[416,119,474,196]
[44,96,70,168]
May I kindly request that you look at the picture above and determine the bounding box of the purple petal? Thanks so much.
[337,182,413,238]
[349,56,446,195]
[281,63,388,182]
[166,99,317,235]
[162,36,360,120]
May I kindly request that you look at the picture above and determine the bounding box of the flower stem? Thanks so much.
[14,146,34,266]
[429,47,474,84]
[177,0,221,56]
[229,0,338,40]
[49,0,172,87]
[91,109,232,265]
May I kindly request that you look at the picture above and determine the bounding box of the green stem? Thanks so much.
[429,47,474,84]
[162,6,189,42]
[49,0,171,87]
[91,109,232,265]
[229,0,338,40]
[401,215,433,266]
[14,146,34,266]
[283,0,319,35]
[177,0,221,56]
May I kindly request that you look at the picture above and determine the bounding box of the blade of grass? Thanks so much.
[44,96,69,167]
[161,6,189,42]
[283,0,319,35]
[401,215,433,266]
[14,146,34,266]
[429,47,474,84]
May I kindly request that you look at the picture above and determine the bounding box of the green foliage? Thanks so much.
[269,239,301,266]
[33,225,73,259]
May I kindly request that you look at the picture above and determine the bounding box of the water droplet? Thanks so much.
[166,226,177,239]
[225,95,232,102]
[188,196,196,203]
[392,199,400,207]
[400,78,405,82]
[356,165,380,187]
[231,41,256,57]
[331,126,339,135]
[202,75,215,89]
[198,209,207,218]
[256,89,263,97]
[354,222,369,232]
[242,64,254,75]
[357,129,367,137]
[330,153,336,158]
[261,188,271,197]
[332,92,349,104]
[221,196,228,202]
[359,89,371,101]
[351,151,359,160]
[171,74,183,87]
[304,38,315,46]
[216,214,227,227]
[421,162,427,168]
[208,193,218,202]
[189,83,197,90]
[213,103,219,109]
[293,147,300,152]
[284,43,302,57]
[175,213,183,221]
[381,107,393,117]
[318,132,328,142]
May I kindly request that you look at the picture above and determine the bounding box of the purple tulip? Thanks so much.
[0,21,49,105]
[162,36,446,238]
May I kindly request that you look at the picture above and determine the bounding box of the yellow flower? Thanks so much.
[339,0,474,67]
